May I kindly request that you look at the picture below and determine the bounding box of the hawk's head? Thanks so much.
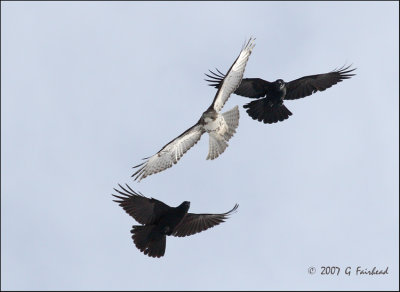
[201,108,218,124]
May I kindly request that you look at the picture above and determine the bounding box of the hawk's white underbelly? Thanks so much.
[203,115,228,136]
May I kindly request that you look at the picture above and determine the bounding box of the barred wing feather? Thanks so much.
[211,38,256,112]
[132,124,205,182]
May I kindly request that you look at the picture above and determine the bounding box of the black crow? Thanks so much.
[206,65,356,124]
[131,38,256,182]
[112,184,239,258]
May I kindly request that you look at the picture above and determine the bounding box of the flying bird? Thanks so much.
[206,65,356,124]
[132,38,256,181]
[112,184,238,258]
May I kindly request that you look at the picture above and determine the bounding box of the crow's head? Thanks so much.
[179,201,191,212]
[275,79,285,90]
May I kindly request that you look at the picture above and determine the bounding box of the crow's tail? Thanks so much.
[131,225,166,258]
[243,99,292,124]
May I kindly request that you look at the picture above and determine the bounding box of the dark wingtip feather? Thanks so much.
[204,74,223,81]
[132,161,146,169]
[204,69,225,88]
[111,185,132,203]
[207,69,224,78]
[118,183,137,196]
[212,68,225,78]
[215,68,225,76]
[220,204,239,218]
[334,64,357,76]
[131,163,146,180]
[112,183,144,201]
[112,194,125,203]
[228,203,239,215]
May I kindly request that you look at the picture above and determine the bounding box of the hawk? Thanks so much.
[206,65,356,124]
[112,184,238,258]
[132,38,256,181]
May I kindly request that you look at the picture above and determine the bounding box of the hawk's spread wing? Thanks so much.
[132,124,205,182]
[209,38,256,112]
[285,65,356,100]
[112,184,171,225]
[207,75,271,99]
[172,204,239,237]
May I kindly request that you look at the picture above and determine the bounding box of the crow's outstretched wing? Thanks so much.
[207,74,271,99]
[284,65,356,100]
[112,184,171,225]
[208,38,256,112]
[172,204,239,237]
[132,124,205,182]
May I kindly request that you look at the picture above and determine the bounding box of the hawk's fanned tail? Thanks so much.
[221,105,240,141]
[206,133,228,160]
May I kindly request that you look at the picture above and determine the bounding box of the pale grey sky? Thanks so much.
[1,1,399,291]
